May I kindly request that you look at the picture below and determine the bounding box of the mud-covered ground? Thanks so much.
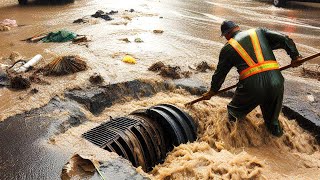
[0,0,319,179]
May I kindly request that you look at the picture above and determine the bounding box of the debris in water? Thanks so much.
[153,30,164,34]
[122,55,137,64]
[108,10,118,15]
[149,61,192,79]
[41,30,77,43]
[72,35,91,44]
[119,38,131,43]
[73,18,87,24]
[0,19,17,31]
[125,9,135,13]
[9,75,31,90]
[42,55,87,76]
[148,61,165,71]
[23,33,49,43]
[181,71,192,78]
[159,66,181,79]
[91,10,113,21]
[24,30,78,43]
[134,38,143,43]
[0,19,17,27]
[196,61,215,72]
[89,73,104,84]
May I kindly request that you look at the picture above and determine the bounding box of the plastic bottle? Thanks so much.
[15,54,42,73]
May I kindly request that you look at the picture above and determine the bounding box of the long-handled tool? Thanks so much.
[185,52,320,107]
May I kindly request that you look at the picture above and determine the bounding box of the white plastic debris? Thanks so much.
[15,54,42,73]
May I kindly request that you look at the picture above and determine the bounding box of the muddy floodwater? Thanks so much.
[0,0,320,179]
[53,90,320,179]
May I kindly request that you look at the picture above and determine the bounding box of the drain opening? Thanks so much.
[82,104,197,171]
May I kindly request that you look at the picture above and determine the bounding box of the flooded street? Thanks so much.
[0,0,319,121]
[0,0,319,179]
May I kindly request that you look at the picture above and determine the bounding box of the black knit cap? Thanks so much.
[220,20,238,36]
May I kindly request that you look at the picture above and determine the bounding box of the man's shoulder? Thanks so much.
[221,43,233,53]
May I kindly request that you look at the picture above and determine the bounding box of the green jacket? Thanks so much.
[210,28,300,92]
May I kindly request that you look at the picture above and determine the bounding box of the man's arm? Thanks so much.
[263,28,301,61]
[202,49,233,100]
[210,48,233,92]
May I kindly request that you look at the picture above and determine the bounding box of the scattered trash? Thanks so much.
[9,75,31,90]
[122,55,137,64]
[181,71,192,78]
[125,9,135,13]
[149,61,191,79]
[73,18,87,24]
[42,30,77,43]
[119,38,131,43]
[153,30,164,34]
[74,10,118,24]
[14,54,42,73]
[89,73,104,84]
[159,65,182,79]
[42,55,87,76]
[0,19,18,27]
[195,61,215,72]
[0,19,17,31]
[148,61,165,71]
[108,10,119,15]
[72,35,91,44]
[23,33,49,43]
[91,10,113,21]
[134,38,143,43]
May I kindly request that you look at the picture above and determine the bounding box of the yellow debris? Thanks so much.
[122,55,137,64]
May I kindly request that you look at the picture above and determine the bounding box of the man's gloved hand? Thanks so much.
[291,55,303,68]
[202,90,215,100]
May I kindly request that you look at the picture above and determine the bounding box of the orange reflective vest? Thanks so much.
[228,29,280,80]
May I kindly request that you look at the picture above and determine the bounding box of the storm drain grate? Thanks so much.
[82,104,197,172]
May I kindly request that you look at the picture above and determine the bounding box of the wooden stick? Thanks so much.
[185,52,320,107]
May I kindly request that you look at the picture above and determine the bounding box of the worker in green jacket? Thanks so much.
[203,20,302,136]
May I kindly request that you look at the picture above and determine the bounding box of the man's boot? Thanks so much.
[266,122,283,137]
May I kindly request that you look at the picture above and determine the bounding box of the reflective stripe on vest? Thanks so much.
[228,29,279,80]
[248,29,264,63]
[239,61,279,80]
